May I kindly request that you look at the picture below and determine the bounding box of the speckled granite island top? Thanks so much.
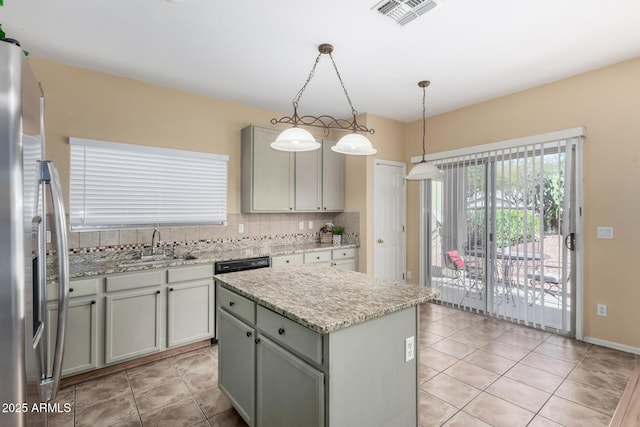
[215,264,437,334]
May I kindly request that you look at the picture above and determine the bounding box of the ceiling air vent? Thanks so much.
[372,0,444,26]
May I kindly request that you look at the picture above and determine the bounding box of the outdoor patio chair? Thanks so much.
[527,261,566,302]
[443,249,484,303]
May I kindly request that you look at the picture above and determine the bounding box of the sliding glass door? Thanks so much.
[424,137,581,334]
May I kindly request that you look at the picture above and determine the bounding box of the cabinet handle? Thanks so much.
[324,207,327,210]
[343,253,346,256]
[289,207,293,210]
[246,331,252,338]
[229,301,235,307]
[278,328,285,335]
[169,288,174,292]
[255,338,261,344]
[69,288,74,293]
[317,207,320,210]
[156,290,161,294]
[91,300,96,305]
[285,260,290,264]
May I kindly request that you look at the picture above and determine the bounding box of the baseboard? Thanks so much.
[583,336,640,355]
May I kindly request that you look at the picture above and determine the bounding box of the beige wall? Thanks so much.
[31,57,284,214]
[405,57,640,349]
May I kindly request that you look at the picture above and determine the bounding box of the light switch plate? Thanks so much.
[405,336,415,362]
[299,221,304,230]
[238,223,244,233]
[597,226,614,239]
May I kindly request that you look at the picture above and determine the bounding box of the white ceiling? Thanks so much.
[3,0,640,122]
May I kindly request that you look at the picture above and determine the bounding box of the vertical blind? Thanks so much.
[69,137,228,230]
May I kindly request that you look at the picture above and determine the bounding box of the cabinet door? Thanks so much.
[246,126,294,212]
[332,258,356,271]
[218,309,255,426]
[105,288,162,364]
[322,140,345,211]
[295,149,321,211]
[256,335,324,427]
[46,298,99,376]
[167,280,214,347]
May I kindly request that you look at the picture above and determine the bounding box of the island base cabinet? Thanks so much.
[105,288,162,364]
[46,297,98,376]
[256,335,324,427]
[167,279,214,347]
[218,309,255,426]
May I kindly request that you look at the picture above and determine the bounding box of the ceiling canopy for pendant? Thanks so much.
[406,80,442,180]
[270,44,377,155]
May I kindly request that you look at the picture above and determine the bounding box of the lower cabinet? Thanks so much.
[218,309,256,425]
[218,286,325,427]
[167,279,214,347]
[105,287,162,364]
[256,335,324,427]
[46,297,99,376]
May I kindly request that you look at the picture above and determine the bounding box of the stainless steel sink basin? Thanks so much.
[118,258,185,268]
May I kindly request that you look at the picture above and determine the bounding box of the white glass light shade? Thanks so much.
[406,161,442,180]
[331,133,377,155]
[270,127,321,152]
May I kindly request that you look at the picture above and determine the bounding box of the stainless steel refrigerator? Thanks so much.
[0,39,70,426]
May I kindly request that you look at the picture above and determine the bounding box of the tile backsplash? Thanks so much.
[61,212,359,252]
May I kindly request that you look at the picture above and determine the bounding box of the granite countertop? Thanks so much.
[64,242,359,280]
[215,264,437,334]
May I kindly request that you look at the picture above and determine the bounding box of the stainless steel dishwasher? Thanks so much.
[213,256,270,343]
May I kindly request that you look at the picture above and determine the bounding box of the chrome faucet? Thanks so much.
[151,228,161,256]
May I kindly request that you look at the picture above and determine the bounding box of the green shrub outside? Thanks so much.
[467,209,541,248]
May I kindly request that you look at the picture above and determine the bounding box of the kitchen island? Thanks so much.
[215,264,436,427]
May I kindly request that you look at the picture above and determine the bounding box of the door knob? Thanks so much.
[377,239,384,244]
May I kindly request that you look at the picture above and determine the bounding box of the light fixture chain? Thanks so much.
[422,85,427,160]
[292,52,323,108]
[328,52,357,116]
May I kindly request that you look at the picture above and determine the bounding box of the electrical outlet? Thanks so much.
[46,230,51,243]
[238,223,244,233]
[405,336,415,362]
[406,271,412,280]
[597,304,607,317]
[308,220,314,230]
[298,221,304,230]
[597,227,614,239]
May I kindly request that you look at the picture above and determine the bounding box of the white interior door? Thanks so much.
[374,160,406,281]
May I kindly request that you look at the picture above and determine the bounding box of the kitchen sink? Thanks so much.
[117,254,198,268]
[118,258,185,268]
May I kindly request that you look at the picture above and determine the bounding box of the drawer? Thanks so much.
[332,248,356,260]
[167,264,213,283]
[271,253,304,267]
[47,277,100,301]
[257,306,322,365]
[218,285,256,324]
[303,250,331,264]
[105,270,163,293]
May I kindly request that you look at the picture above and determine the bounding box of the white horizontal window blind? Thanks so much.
[69,137,228,230]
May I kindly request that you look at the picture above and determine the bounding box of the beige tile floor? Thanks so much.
[48,302,637,427]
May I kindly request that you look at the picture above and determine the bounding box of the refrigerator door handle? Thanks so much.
[38,161,69,402]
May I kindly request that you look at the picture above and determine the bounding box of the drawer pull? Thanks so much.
[316,256,320,260]
[156,290,161,294]
[278,328,285,335]
[255,338,261,344]
[91,300,96,305]
[343,253,346,256]
[169,288,174,292]
[246,331,252,338]
[286,260,290,264]
[69,288,74,293]
[229,301,235,307]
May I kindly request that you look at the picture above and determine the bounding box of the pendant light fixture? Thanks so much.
[270,44,376,155]
[406,80,442,180]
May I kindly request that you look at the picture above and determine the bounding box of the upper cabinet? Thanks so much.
[241,125,344,213]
